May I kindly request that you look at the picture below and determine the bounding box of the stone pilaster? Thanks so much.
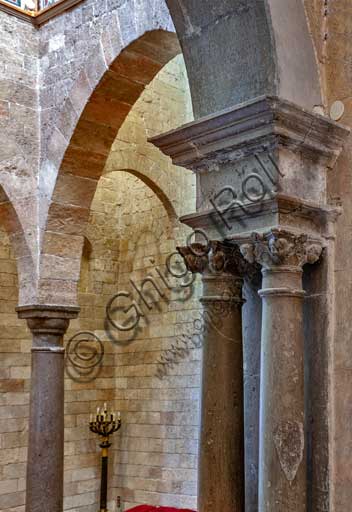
[150,95,349,511]
[178,242,256,512]
[16,305,79,512]
[240,230,323,512]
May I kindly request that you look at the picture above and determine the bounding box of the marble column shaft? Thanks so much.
[178,242,256,512]
[240,230,323,512]
[17,306,79,512]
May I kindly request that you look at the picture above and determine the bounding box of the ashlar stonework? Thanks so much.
[0,1,352,512]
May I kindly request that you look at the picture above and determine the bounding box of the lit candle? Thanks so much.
[90,414,93,423]
[118,411,121,421]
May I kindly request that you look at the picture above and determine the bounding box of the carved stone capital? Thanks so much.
[177,243,209,274]
[16,305,80,350]
[240,230,323,270]
[177,241,259,280]
[177,241,249,304]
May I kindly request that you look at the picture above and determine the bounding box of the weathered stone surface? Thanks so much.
[0,1,352,512]
[16,306,79,512]
[0,0,327,309]
[242,279,262,512]
[0,51,197,512]
[152,84,349,512]
[168,0,321,116]
[239,230,323,512]
[274,420,305,482]
[178,241,246,512]
[323,3,352,511]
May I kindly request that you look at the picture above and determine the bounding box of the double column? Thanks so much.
[178,241,254,512]
[17,305,79,512]
[240,230,323,512]
[150,96,349,511]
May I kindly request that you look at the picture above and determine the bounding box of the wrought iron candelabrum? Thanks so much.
[90,404,121,512]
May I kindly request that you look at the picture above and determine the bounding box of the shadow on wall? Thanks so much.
[39,30,184,306]
[66,166,185,382]
[106,168,178,229]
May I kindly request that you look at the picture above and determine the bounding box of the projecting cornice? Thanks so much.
[149,96,350,171]
[179,194,341,241]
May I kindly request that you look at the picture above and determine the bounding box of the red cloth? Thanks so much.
[127,507,196,512]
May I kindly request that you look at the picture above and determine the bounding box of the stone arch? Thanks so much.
[105,167,178,226]
[166,0,323,116]
[37,0,322,306]
[0,185,35,305]
[39,28,182,305]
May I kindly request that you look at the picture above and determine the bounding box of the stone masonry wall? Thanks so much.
[305,4,352,510]
[109,56,198,510]
[324,3,352,510]
[0,11,39,302]
[62,55,199,511]
[0,10,38,195]
[0,227,30,512]
[4,1,352,511]
[38,0,173,166]
[0,11,37,512]
[0,51,197,511]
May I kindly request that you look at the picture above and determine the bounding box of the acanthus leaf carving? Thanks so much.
[177,241,260,282]
[240,229,323,269]
[177,243,209,274]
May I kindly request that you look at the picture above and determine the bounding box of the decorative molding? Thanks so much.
[177,243,209,274]
[149,95,350,171]
[34,0,83,26]
[0,0,84,26]
[16,305,80,342]
[179,194,342,237]
[16,304,80,319]
[0,0,35,22]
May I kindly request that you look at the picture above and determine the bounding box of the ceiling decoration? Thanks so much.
[0,0,83,25]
